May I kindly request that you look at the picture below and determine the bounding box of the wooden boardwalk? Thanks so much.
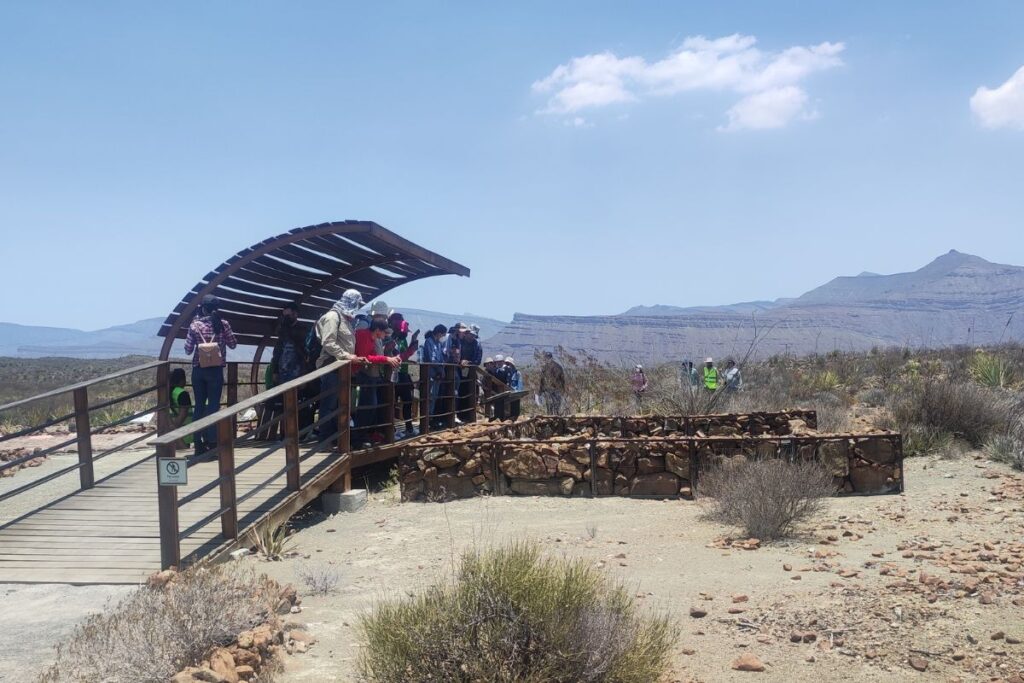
[0,446,339,585]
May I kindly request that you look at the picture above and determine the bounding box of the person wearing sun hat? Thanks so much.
[315,288,365,441]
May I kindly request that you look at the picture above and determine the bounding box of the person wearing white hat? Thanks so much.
[703,357,720,392]
[315,288,365,442]
[503,357,523,391]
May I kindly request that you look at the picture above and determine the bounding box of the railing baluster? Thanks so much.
[72,387,94,490]
[336,362,352,454]
[156,442,181,570]
[445,365,456,429]
[419,366,430,435]
[468,366,479,424]
[217,417,238,539]
[283,387,300,491]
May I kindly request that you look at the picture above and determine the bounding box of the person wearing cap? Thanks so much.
[421,324,449,428]
[386,313,420,438]
[183,294,238,456]
[457,324,483,423]
[315,289,364,442]
[631,364,649,413]
[703,358,720,392]
[353,319,402,446]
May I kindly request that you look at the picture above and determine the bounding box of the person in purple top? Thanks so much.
[183,295,238,456]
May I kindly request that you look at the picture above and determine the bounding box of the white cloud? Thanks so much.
[970,65,1024,130]
[720,86,812,131]
[532,34,844,131]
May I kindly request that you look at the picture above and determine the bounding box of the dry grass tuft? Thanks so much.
[697,458,835,540]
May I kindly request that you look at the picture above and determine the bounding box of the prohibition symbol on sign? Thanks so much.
[158,457,188,486]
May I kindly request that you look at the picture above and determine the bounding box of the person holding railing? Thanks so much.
[386,312,420,439]
[183,295,238,457]
[422,324,448,428]
[315,289,364,443]
[353,319,401,446]
[457,324,483,423]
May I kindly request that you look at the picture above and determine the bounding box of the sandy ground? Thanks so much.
[258,454,1024,683]
[2,454,1022,682]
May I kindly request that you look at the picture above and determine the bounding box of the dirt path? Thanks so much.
[253,454,1024,682]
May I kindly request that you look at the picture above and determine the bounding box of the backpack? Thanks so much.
[196,328,223,368]
[305,323,323,364]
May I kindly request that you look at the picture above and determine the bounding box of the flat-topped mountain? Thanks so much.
[489,251,1024,364]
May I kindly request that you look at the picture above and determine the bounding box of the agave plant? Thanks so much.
[970,352,1015,389]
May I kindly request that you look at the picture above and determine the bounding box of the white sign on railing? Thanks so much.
[158,457,188,486]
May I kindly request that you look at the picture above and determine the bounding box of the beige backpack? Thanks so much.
[196,328,223,368]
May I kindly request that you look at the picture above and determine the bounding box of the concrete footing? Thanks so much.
[322,488,367,514]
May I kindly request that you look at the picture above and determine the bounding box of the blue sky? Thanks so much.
[1,1,1023,330]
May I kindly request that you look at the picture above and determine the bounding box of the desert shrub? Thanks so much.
[697,458,835,540]
[888,379,1008,448]
[296,561,340,596]
[984,433,1024,471]
[900,423,955,457]
[970,351,1016,389]
[807,391,850,433]
[249,519,293,560]
[39,565,277,683]
[856,387,888,407]
[357,542,677,683]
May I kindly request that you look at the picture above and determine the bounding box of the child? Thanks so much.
[168,368,194,449]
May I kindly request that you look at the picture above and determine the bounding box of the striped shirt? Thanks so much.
[184,316,238,367]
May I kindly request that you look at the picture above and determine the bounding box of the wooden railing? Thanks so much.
[0,360,171,505]
[150,360,481,569]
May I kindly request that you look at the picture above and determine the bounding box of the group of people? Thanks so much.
[170,288,542,457]
[629,357,743,409]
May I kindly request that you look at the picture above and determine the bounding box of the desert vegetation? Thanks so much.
[357,541,677,683]
[528,344,1024,469]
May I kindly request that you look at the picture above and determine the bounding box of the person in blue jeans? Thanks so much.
[183,295,238,456]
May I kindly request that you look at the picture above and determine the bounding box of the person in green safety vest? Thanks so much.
[703,357,719,392]
[168,367,194,448]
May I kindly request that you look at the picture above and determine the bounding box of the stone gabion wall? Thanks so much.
[398,413,902,502]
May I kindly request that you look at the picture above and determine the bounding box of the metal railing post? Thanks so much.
[72,387,94,490]
[156,442,181,570]
[445,365,456,429]
[382,380,396,443]
[283,387,300,491]
[419,366,431,435]
[217,417,238,539]
[467,366,479,424]
[336,362,352,454]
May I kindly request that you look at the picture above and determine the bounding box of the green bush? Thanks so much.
[970,352,1016,389]
[357,543,677,683]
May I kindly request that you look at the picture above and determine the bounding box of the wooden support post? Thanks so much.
[72,387,94,490]
[283,387,300,492]
[328,457,352,493]
[467,366,479,424]
[217,417,238,539]
[336,362,351,454]
[419,367,430,435]
[156,362,171,436]
[226,362,239,406]
[156,442,181,570]
[382,381,396,443]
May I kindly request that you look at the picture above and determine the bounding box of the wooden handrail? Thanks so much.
[0,359,168,413]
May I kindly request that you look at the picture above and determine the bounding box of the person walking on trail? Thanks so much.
[538,351,567,416]
[702,357,720,392]
[723,359,743,393]
[183,295,238,457]
[315,289,365,443]
[631,364,649,413]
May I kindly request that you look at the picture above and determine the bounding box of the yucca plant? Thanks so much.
[248,520,293,560]
[970,352,1015,389]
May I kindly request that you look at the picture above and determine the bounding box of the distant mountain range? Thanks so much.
[488,251,1024,364]
[0,309,508,359]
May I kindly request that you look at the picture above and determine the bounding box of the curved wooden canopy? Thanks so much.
[158,220,469,360]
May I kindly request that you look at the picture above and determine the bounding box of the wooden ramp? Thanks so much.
[0,446,341,585]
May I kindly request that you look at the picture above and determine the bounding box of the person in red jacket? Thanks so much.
[353,319,400,446]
